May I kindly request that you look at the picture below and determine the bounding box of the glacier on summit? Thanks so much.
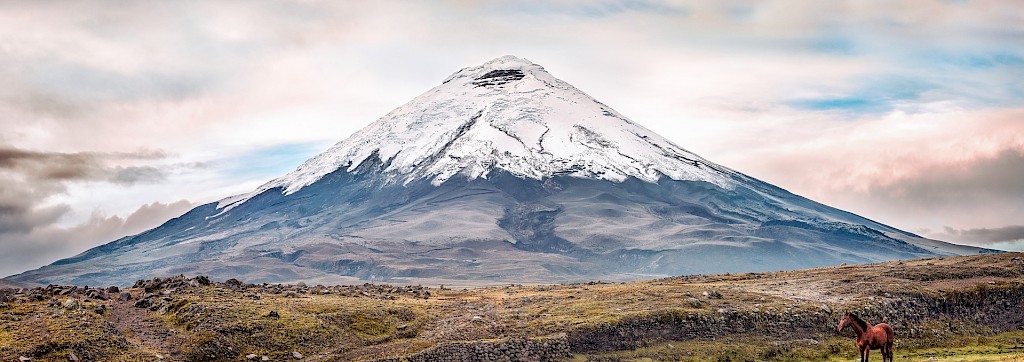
[6,56,990,287]
[221,56,732,210]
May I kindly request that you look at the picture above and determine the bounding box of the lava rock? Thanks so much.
[134,298,152,309]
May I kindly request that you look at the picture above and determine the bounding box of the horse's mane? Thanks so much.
[848,313,869,331]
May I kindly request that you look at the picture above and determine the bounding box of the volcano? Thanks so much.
[6,56,987,287]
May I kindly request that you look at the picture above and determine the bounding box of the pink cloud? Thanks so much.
[690,107,1024,237]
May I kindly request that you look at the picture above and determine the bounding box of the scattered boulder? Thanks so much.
[703,290,723,299]
[119,292,132,301]
[86,289,109,300]
[266,310,280,318]
[106,286,120,293]
[134,298,152,309]
[152,297,173,312]
[292,351,303,359]
[685,297,702,308]
[63,298,79,310]
[246,354,258,360]
[133,275,205,293]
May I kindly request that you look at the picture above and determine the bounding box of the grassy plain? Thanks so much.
[1,253,1021,361]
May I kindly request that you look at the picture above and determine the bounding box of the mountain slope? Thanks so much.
[6,56,988,286]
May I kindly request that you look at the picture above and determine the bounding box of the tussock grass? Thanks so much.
[1,252,1021,360]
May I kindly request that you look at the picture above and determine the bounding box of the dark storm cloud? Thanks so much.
[940,225,1024,244]
[0,147,104,181]
[866,148,1024,208]
[0,199,196,278]
[0,145,169,183]
[0,145,172,235]
[0,143,196,277]
[0,194,67,235]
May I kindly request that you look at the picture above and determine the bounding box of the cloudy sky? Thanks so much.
[1,0,1022,277]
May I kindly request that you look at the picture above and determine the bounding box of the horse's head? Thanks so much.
[837,312,851,333]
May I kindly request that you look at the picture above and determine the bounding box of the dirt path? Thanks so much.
[108,294,181,360]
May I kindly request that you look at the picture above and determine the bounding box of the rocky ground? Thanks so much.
[1,253,1022,361]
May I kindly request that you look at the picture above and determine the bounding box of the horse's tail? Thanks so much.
[880,323,896,361]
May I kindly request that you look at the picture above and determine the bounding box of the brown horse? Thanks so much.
[838,312,894,362]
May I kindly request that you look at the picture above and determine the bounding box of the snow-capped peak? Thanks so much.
[218,55,735,210]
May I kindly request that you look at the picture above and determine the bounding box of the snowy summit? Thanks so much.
[221,56,733,210]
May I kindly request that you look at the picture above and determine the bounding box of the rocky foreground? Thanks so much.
[2,253,1023,361]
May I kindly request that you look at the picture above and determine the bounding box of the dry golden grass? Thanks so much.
[1,252,1021,361]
